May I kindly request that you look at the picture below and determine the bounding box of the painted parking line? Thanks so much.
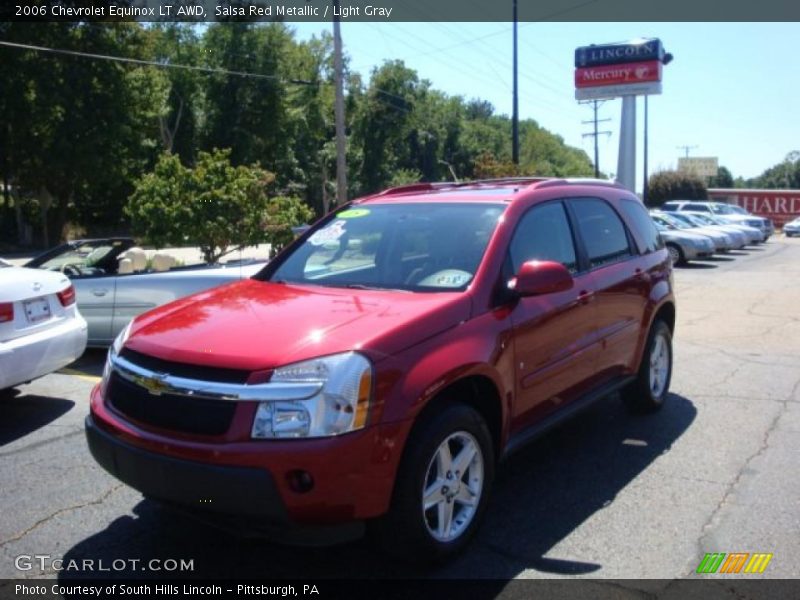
[58,368,102,383]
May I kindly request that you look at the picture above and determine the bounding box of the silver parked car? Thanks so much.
[682,211,763,245]
[662,200,774,239]
[25,238,265,346]
[784,216,800,237]
[651,212,734,253]
[653,220,715,265]
[666,212,745,250]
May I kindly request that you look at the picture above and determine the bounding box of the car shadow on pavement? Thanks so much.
[702,255,735,262]
[67,348,108,377]
[58,394,695,581]
[0,392,75,446]
[675,262,717,269]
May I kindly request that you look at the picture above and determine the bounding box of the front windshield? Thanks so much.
[268,202,505,292]
[669,213,698,227]
[651,215,677,230]
[690,213,716,225]
[711,203,740,215]
[37,241,122,271]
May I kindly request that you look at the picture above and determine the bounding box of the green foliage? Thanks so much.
[389,169,423,187]
[747,151,800,189]
[646,170,708,207]
[2,23,597,248]
[127,149,282,263]
[263,196,315,257]
[707,166,734,188]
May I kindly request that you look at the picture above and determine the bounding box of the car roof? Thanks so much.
[353,178,627,205]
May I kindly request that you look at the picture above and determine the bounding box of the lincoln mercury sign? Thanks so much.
[574,38,666,101]
[575,39,665,68]
[575,60,662,88]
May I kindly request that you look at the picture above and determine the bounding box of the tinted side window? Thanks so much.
[509,202,577,273]
[570,198,632,269]
[685,203,710,212]
[619,199,664,253]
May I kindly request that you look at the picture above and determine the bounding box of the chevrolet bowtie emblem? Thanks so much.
[134,372,170,396]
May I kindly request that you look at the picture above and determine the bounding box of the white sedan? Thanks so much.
[0,259,88,391]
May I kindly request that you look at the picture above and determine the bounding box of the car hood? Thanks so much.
[125,279,472,371]
[681,226,728,240]
[661,230,712,243]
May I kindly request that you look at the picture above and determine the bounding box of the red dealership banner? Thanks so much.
[708,188,800,228]
[575,60,663,88]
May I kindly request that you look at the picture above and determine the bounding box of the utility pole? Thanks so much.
[643,96,649,203]
[332,0,348,205]
[511,0,519,165]
[677,144,698,158]
[581,100,611,178]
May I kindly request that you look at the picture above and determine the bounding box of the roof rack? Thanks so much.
[360,176,623,201]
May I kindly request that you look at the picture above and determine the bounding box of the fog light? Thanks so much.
[286,469,314,493]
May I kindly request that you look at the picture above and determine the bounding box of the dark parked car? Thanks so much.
[86,178,676,563]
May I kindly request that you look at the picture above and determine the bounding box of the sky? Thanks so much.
[289,21,800,193]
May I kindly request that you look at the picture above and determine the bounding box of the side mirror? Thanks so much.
[509,260,573,297]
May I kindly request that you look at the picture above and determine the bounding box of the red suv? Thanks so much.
[86,178,675,562]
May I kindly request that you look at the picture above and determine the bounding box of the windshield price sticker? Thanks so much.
[308,220,347,246]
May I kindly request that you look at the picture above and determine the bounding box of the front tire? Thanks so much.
[623,320,673,414]
[666,243,685,265]
[371,403,494,563]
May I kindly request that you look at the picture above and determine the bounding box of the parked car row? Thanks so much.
[661,200,775,239]
[650,201,772,265]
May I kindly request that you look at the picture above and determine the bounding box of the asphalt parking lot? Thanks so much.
[1,238,799,582]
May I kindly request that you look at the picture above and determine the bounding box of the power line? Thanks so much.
[581,100,611,178]
[0,37,417,117]
[0,39,317,86]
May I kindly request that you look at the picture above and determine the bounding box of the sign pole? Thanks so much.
[616,95,636,192]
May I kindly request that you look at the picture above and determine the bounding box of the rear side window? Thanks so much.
[619,199,664,254]
[569,198,632,269]
[509,202,577,273]
[685,203,710,212]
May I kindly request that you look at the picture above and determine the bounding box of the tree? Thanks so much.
[646,170,707,207]
[0,23,165,245]
[708,166,734,188]
[748,151,800,189]
[126,149,310,263]
[262,196,315,257]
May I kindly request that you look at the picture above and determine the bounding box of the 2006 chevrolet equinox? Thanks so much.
[86,177,675,562]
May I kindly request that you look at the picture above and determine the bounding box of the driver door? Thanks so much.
[73,275,117,344]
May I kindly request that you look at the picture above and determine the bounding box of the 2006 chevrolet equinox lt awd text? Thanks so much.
[86,177,676,562]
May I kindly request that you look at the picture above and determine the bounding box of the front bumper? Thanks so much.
[0,316,88,389]
[85,415,366,544]
[88,383,409,529]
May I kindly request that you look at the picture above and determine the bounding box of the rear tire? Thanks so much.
[370,403,494,563]
[623,320,673,414]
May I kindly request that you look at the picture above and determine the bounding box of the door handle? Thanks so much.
[577,290,594,304]
[91,289,109,297]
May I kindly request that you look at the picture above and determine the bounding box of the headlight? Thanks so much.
[100,322,133,397]
[112,321,133,355]
[252,352,373,439]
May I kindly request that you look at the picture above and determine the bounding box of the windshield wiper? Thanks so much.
[344,283,411,292]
